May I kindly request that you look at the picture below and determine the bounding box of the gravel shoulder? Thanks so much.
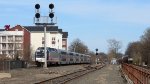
[66,64,126,84]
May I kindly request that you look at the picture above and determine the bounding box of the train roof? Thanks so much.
[57,49,67,53]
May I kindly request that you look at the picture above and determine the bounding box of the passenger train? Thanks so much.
[35,47,91,67]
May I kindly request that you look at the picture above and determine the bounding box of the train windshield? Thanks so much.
[37,47,57,52]
[35,51,44,58]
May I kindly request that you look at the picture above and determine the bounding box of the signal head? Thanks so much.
[35,4,40,9]
[96,48,98,51]
[49,3,54,9]
[49,13,54,18]
[96,53,98,55]
[35,13,40,18]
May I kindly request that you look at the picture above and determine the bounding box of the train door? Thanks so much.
[60,50,67,64]
[69,52,74,64]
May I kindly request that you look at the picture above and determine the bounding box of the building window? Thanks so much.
[15,36,22,42]
[52,37,56,46]
[2,36,6,42]
[2,51,6,54]
[8,51,13,55]
[15,44,22,49]
[8,44,13,49]
[2,44,6,49]
[62,41,66,45]
[52,37,55,41]
[8,36,13,42]
[42,37,44,44]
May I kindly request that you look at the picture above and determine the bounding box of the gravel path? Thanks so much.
[66,64,126,84]
[0,65,85,84]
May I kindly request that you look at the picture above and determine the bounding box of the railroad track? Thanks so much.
[34,64,105,84]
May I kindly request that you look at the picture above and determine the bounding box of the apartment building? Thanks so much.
[0,25,30,60]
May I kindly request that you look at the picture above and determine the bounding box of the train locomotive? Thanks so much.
[35,47,91,67]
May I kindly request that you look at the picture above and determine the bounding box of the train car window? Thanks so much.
[35,52,44,57]
[62,58,66,61]
[61,51,67,55]
[48,48,57,52]
[69,53,74,55]
[81,55,83,57]
[76,54,79,56]
[70,59,73,61]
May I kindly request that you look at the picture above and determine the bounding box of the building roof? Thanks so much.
[0,25,68,38]
[23,26,68,38]
[0,29,5,31]
[23,26,59,32]
[62,32,68,38]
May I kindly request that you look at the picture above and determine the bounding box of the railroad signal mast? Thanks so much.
[95,48,98,64]
[34,3,56,68]
[96,48,98,55]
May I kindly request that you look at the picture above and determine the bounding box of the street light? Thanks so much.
[34,3,56,68]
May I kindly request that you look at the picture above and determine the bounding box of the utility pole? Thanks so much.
[34,3,56,68]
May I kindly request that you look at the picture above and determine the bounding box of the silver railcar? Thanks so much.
[35,47,91,66]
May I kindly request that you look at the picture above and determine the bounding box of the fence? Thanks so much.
[0,60,27,72]
[0,61,10,73]
[122,63,150,84]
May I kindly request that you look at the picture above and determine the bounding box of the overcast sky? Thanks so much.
[0,0,150,53]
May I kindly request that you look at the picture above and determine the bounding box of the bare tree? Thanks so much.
[125,28,150,66]
[68,38,88,54]
[107,39,122,54]
[107,39,122,61]
[140,28,150,66]
[99,52,108,63]
[125,41,142,65]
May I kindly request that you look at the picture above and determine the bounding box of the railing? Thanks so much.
[122,63,150,84]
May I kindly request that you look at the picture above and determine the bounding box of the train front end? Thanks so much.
[35,47,48,67]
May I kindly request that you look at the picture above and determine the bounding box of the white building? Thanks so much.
[24,26,68,60]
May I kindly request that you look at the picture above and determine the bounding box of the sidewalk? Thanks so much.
[67,64,126,84]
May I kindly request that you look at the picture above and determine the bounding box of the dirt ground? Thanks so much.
[0,65,85,84]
